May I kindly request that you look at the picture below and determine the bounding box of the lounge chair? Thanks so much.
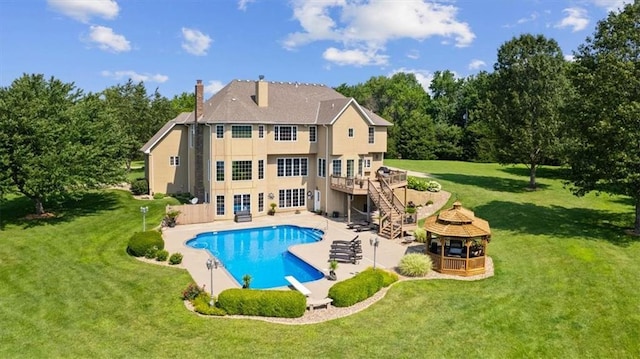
[332,235,359,245]
[330,246,362,254]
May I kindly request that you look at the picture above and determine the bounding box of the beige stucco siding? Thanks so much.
[148,126,189,195]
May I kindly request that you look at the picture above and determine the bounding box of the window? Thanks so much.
[368,127,374,144]
[274,125,297,141]
[258,193,264,212]
[258,160,264,179]
[233,194,250,213]
[232,161,252,181]
[332,159,342,177]
[278,188,306,208]
[309,125,317,142]
[258,125,264,139]
[231,125,252,138]
[363,158,371,168]
[318,158,326,178]
[170,156,180,166]
[216,195,225,215]
[277,157,308,177]
[347,159,354,178]
[216,125,224,139]
[348,128,354,138]
[216,161,224,181]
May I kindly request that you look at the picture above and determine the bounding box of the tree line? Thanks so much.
[0,2,638,233]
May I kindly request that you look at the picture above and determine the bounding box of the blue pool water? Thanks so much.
[186,225,324,289]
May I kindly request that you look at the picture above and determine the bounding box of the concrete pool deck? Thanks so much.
[162,211,420,300]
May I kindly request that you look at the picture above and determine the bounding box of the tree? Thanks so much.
[102,80,174,170]
[171,92,195,114]
[484,34,569,189]
[566,1,640,234]
[0,74,127,215]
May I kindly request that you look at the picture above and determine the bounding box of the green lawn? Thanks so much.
[1,161,638,358]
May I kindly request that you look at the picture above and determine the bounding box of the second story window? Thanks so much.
[258,125,264,138]
[318,158,326,178]
[232,160,252,181]
[368,127,374,144]
[309,126,317,142]
[216,161,224,181]
[258,160,264,179]
[332,159,342,177]
[274,125,297,141]
[348,128,354,138]
[216,125,224,139]
[170,156,180,166]
[231,125,252,138]
[277,157,308,177]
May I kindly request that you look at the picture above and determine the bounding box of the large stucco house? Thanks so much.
[141,78,411,238]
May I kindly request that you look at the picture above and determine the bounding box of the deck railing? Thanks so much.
[427,252,486,275]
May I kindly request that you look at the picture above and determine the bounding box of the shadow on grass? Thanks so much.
[434,173,549,193]
[499,166,571,182]
[476,201,636,246]
[0,191,121,230]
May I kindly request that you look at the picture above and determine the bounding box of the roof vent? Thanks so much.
[259,74,264,80]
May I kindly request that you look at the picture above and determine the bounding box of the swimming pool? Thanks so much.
[186,225,325,289]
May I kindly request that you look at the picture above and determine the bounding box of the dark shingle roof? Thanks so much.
[199,80,392,126]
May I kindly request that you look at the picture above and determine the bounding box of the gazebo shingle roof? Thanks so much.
[424,201,491,238]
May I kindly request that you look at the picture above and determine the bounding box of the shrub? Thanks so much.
[217,288,306,318]
[379,269,399,287]
[130,179,148,195]
[427,181,442,192]
[328,268,384,307]
[407,176,429,191]
[413,227,427,243]
[426,199,434,206]
[192,292,227,316]
[169,253,183,265]
[398,253,432,277]
[144,246,158,259]
[127,231,164,257]
[153,192,165,199]
[155,249,169,261]
[182,282,204,301]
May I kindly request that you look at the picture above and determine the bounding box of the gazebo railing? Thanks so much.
[428,252,486,276]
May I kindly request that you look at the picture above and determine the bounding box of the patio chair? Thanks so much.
[448,240,464,256]
[332,235,359,245]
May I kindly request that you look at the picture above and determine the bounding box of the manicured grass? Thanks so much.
[1,161,639,358]
[125,160,145,183]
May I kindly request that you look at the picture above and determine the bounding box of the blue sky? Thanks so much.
[0,0,633,98]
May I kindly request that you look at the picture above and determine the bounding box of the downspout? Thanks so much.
[205,123,212,203]
[323,124,329,214]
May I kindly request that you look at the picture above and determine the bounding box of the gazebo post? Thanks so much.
[440,238,445,271]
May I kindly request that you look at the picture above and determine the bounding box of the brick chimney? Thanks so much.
[193,79,204,203]
[255,75,268,107]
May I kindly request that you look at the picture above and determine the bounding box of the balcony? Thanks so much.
[329,176,368,195]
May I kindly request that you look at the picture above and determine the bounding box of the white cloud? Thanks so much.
[181,28,212,56]
[204,80,225,95]
[389,68,433,93]
[564,54,575,62]
[48,0,119,23]
[468,59,486,70]
[238,0,255,11]
[284,0,474,66]
[591,0,632,12]
[101,70,168,83]
[555,8,589,32]
[406,49,420,60]
[323,47,389,66]
[88,25,130,52]
[517,12,539,24]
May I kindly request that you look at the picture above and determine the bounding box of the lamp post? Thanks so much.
[369,236,379,270]
[206,257,219,306]
[140,206,148,231]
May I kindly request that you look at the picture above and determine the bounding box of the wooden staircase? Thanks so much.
[367,178,406,239]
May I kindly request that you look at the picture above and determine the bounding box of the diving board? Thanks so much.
[284,275,311,297]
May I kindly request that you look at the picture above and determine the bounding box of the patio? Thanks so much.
[161,211,413,301]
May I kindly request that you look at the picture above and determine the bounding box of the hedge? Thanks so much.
[127,230,164,257]
[217,288,306,318]
[192,293,227,316]
[328,268,388,307]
